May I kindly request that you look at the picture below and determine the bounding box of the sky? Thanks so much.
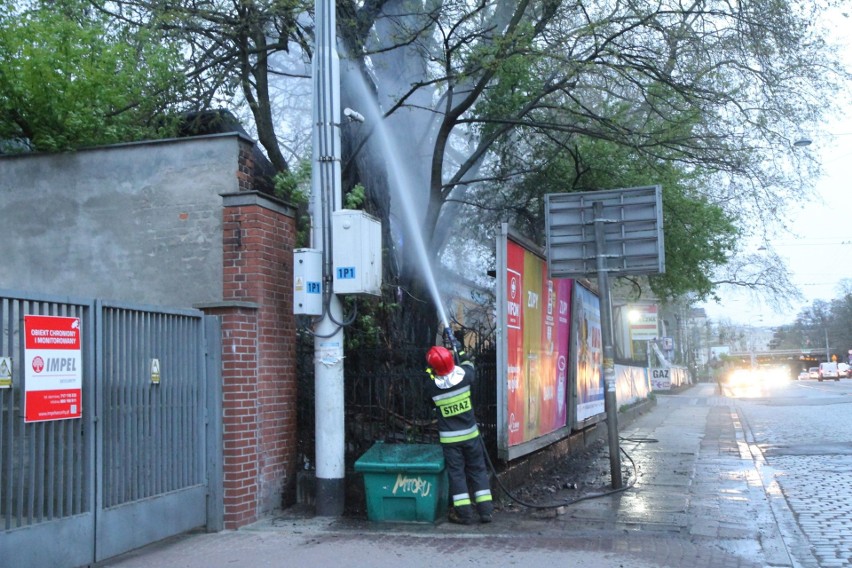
[701,14,852,328]
[702,115,852,328]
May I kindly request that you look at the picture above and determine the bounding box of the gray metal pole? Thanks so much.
[311,0,345,516]
[593,201,623,489]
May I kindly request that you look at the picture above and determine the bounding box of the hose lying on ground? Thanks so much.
[483,436,658,510]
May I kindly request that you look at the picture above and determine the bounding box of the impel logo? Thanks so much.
[32,356,44,373]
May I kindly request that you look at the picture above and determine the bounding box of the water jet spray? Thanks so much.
[346,63,450,337]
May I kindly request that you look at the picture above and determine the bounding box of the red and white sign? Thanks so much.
[24,315,82,422]
[629,304,659,342]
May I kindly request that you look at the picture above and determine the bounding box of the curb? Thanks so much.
[736,406,815,568]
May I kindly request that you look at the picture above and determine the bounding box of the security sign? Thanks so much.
[0,357,11,389]
[150,358,161,385]
[24,315,82,422]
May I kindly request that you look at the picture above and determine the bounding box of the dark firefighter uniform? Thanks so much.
[426,346,494,524]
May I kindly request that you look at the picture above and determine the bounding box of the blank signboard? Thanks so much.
[544,185,664,278]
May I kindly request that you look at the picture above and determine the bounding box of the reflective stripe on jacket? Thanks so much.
[427,361,479,445]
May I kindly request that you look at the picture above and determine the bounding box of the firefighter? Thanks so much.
[425,344,494,524]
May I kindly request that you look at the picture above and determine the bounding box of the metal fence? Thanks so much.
[100,305,208,508]
[0,291,219,568]
[296,332,498,473]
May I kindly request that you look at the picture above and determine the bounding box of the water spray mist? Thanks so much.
[347,63,450,331]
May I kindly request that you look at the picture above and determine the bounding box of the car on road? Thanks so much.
[797,370,809,381]
[838,363,850,378]
[808,367,819,380]
[819,362,840,381]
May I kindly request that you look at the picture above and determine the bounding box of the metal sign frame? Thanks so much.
[544,185,665,278]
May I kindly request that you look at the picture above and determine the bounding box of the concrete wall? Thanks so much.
[0,135,242,307]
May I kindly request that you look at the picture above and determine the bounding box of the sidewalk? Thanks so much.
[96,383,798,568]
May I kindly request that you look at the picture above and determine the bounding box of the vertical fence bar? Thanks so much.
[103,307,113,508]
[176,316,185,488]
[141,311,151,500]
[0,298,8,529]
[166,312,173,491]
[19,300,30,526]
[150,314,160,493]
[187,316,195,484]
[102,307,111,509]
[132,310,141,502]
[164,314,171,491]
[186,316,194,485]
[173,314,180,489]
[46,420,55,520]
[120,308,130,505]
[83,303,92,516]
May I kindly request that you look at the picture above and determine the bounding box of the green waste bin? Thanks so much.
[354,442,448,523]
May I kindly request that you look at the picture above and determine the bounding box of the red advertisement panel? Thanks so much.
[24,315,83,422]
[506,239,572,446]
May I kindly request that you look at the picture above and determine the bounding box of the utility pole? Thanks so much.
[593,201,623,490]
[311,0,345,516]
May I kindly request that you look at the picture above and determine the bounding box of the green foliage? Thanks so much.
[343,295,401,350]
[274,159,311,205]
[0,0,189,151]
[345,184,366,209]
[274,159,312,246]
[273,158,371,247]
[654,187,739,301]
[473,25,542,140]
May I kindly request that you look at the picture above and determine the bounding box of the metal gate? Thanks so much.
[0,291,222,568]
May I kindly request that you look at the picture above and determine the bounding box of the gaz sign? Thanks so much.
[24,315,82,422]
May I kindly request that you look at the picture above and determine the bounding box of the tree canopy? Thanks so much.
[771,280,852,362]
[0,0,193,151]
[5,0,850,342]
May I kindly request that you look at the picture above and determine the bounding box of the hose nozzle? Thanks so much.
[443,326,461,364]
[442,327,454,350]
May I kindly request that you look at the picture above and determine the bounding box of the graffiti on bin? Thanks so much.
[392,474,433,497]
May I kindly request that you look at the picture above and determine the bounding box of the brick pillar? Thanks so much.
[199,189,297,529]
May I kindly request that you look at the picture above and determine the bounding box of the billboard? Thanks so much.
[498,225,573,460]
[544,185,664,278]
[573,283,605,425]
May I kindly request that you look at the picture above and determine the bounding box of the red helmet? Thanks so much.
[426,346,455,377]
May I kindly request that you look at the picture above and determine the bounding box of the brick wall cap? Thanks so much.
[0,132,253,161]
[194,300,260,310]
[221,191,297,217]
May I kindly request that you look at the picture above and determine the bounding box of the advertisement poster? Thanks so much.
[574,284,605,423]
[505,237,572,447]
[24,315,82,423]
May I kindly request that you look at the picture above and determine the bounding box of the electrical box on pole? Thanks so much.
[332,210,382,295]
[294,248,324,315]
